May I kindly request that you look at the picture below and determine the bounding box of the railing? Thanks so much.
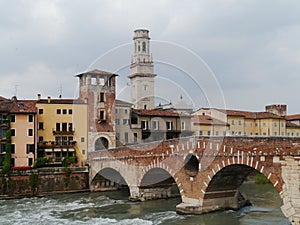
[38,141,76,147]
[52,129,75,135]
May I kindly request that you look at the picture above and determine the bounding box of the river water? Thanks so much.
[0,181,290,225]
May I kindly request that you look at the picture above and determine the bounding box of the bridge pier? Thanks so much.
[129,185,174,201]
[280,157,300,225]
[176,190,250,214]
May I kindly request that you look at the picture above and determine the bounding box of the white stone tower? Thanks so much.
[129,29,156,110]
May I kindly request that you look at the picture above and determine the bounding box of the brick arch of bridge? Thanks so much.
[200,154,283,196]
[138,164,179,187]
[90,160,144,197]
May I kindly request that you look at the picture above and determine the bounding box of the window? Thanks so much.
[10,115,15,122]
[63,109,67,114]
[81,137,85,142]
[166,121,172,130]
[199,131,203,136]
[207,131,211,136]
[28,114,33,122]
[263,132,267,136]
[238,120,242,125]
[100,93,105,102]
[262,122,266,127]
[57,109,61,114]
[0,144,5,153]
[38,122,44,130]
[274,122,277,127]
[181,121,186,130]
[56,123,60,131]
[11,129,15,136]
[28,158,33,166]
[62,123,67,131]
[26,144,35,154]
[28,129,33,136]
[99,111,105,120]
[39,136,44,142]
[144,105,147,109]
[144,85,147,91]
[68,123,73,132]
[142,41,146,52]
[115,119,120,125]
[125,109,128,114]
[115,109,118,114]
[68,109,72,114]
[91,77,97,85]
[123,119,129,125]
[152,120,159,130]
[215,131,219,136]
[274,132,277,136]
[231,120,235,125]
[141,121,148,130]
[38,109,43,114]
[108,77,112,86]
[124,132,128,144]
[116,133,120,140]
[99,78,105,85]
[82,149,85,155]
[11,144,15,154]
[255,123,258,127]
[134,133,138,143]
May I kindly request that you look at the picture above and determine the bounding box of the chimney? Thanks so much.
[37,94,41,101]
[47,96,51,103]
[265,104,287,116]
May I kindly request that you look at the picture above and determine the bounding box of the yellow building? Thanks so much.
[36,95,88,166]
[9,98,37,167]
[0,97,37,167]
[192,105,289,137]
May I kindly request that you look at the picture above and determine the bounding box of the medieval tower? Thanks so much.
[129,29,156,109]
[77,69,117,151]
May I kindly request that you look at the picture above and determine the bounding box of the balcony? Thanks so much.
[52,129,75,135]
[38,140,76,148]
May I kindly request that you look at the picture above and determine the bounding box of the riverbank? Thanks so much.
[0,166,89,199]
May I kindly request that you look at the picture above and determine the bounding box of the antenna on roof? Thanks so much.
[59,84,63,99]
[14,84,19,97]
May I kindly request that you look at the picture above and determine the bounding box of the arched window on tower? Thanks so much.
[142,42,146,52]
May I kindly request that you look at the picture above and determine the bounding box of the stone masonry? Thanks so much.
[89,136,300,225]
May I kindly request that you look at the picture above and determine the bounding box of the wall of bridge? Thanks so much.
[89,136,300,224]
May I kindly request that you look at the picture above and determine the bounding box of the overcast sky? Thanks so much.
[1,0,300,114]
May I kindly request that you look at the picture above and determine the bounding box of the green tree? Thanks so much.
[2,127,12,175]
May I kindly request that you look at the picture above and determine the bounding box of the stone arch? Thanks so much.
[202,163,282,213]
[91,167,129,192]
[93,134,113,151]
[139,167,180,200]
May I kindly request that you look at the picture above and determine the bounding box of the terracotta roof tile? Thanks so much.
[192,115,229,126]
[132,109,191,117]
[217,109,283,119]
[9,100,37,113]
[286,121,300,128]
[286,114,300,121]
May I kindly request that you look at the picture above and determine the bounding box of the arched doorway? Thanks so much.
[95,137,109,150]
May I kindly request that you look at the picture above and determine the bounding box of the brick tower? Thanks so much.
[77,69,117,151]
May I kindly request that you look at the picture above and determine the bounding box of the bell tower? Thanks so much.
[129,29,156,109]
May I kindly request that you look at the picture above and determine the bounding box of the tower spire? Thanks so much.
[129,29,156,110]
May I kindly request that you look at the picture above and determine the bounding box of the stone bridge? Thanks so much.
[88,136,300,224]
